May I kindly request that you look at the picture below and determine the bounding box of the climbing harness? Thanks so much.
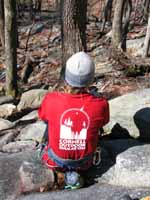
[47,147,93,170]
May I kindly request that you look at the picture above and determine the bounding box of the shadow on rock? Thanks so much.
[134,107,150,142]
[83,112,150,187]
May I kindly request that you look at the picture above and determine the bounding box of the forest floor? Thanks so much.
[0,9,150,200]
[0,10,149,100]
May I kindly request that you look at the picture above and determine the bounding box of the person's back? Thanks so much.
[38,51,109,188]
[39,90,109,168]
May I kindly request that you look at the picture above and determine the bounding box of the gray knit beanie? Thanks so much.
[65,51,95,88]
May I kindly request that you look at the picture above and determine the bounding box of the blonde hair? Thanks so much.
[63,84,88,94]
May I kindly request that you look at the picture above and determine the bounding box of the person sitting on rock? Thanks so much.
[38,51,109,189]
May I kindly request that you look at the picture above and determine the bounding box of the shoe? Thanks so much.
[64,171,84,189]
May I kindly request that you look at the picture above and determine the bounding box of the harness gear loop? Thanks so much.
[93,146,101,166]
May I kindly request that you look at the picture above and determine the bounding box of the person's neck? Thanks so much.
[64,86,88,94]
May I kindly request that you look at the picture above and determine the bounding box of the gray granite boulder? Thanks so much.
[17,184,150,200]
[104,89,150,138]
[0,118,15,133]
[17,121,46,143]
[17,110,38,122]
[134,107,150,141]
[0,95,14,105]
[98,139,150,188]
[126,37,144,56]
[0,150,54,200]
[0,130,18,149]
[17,89,48,111]
[1,140,37,153]
[0,104,16,118]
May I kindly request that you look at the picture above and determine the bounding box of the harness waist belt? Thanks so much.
[47,148,93,169]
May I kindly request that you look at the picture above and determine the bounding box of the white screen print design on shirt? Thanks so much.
[59,107,90,150]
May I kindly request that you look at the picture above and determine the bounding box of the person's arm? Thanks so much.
[38,94,49,121]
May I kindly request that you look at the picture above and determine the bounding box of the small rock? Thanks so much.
[17,89,48,111]
[19,161,54,193]
[127,37,144,56]
[95,61,113,74]
[17,121,46,143]
[0,118,15,133]
[17,110,38,122]
[0,104,16,118]
[2,140,37,153]
[0,131,18,149]
[0,95,14,105]
[26,23,45,36]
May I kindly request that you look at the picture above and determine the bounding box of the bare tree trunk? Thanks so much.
[29,0,34,22]
[143,0,150,22]
[61,0,87,70]
[112,0,124,49]
[101,0,113,32]
[143,14,150,58]
[133,0,138,25]
[4,0,18,97]
[0,0,4,48]
[122,0,132,51]
[112,0,131,51]
[55,0,60,10]
[33,0,41,11]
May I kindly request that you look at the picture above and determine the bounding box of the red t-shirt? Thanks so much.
[38,91,109,170]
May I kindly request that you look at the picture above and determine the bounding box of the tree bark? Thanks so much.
[29,0,34,22]
[55,0,60,10]
[121,0,132,51]
[143,14,150,58]
[112,0,131,51]
[4,0,18,98]
[0,0,4,48]
[101,0,113,32]
[143,0,150,21]
[112,0,125,49]
[61,0,87,71]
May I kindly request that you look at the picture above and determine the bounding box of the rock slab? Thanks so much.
[99,139,150,188]
[0,150,54,200]
[104,89,150,138]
